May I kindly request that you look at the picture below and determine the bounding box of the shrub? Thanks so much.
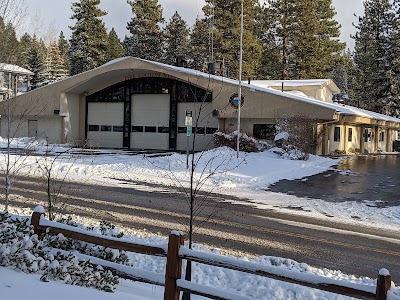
[213,131,271,152]
[0,212,122,292]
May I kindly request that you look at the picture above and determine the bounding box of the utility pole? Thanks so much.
[236,0,244,158]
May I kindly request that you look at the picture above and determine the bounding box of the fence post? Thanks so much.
[164,231,184,300]
[376,268,391,300]
[31,206,45,236]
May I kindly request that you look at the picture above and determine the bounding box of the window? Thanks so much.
[206,127,218,134]
[113,126,124,132]
[364,129,369,142]
[348,128,352,142]
[145,126,157,133]
[132,126,143,132]
[88,125,99,131]
[158,127,170,133]
[195,127,205,134]
[253,124,276,140]
[178,127,187,133]
[101,125,112,132]
[379,131,385,142]
[334,127,341,142]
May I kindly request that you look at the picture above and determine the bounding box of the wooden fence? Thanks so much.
[31,210,393,300]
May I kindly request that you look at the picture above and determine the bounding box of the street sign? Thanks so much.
[186,126,192,136]
[186,110,192,117]
[185,116,193,126]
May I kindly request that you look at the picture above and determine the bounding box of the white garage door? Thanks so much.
[131,94,170,150]
[87,102,124,148]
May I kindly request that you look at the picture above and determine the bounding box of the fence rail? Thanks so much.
[30,209,393,300]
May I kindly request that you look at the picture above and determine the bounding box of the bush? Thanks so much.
[275,115,321,155]
[0,212,123,292]
[213,131,271,152]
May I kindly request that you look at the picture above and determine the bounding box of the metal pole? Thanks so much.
[236,0,244,159]
[186,133,189,169]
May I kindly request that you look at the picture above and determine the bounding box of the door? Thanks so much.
[28,120,38,137]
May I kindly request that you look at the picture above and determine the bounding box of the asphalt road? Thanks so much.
[4,175,400,283]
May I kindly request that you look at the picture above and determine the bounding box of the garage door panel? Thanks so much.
[87,102,124,148]
[131,94,170,150]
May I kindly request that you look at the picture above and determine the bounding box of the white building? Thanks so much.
[0,57,399,155]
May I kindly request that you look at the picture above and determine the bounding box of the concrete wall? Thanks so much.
[0,116,62,144]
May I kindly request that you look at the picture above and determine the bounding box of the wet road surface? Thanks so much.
[269,154,400,207]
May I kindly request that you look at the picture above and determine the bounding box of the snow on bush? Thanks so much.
[0,212,119,292]
[213,131,272,152]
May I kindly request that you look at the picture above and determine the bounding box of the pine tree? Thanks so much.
[202,0,263,79]
[260,0,345,80]
[0,16,20,64]
[18,32,33,67]
[125,0,164,61]
[188,18,210,72]
[162,11,190,66]
[106,28,124,62]
[387,0,400,116]
[332,50,357,105]
[69,0,108,76]
[353,0,395,114]
[26,36,48,90]
[46,42,69,82]
[58,31,71,73]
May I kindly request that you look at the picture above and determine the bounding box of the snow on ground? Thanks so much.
[1,209,399,300]
[0,138,400,300]
[1,137,400,230]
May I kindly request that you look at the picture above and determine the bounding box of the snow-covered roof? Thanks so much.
[134,59,399,124]
[251,79,341,94]
[42,57,400,125]
[0,63,34,76]
[252,79,332,87]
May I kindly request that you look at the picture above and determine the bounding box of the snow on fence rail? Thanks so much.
[30,210,392,300]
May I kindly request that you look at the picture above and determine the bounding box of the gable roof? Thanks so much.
[0,63,34,76]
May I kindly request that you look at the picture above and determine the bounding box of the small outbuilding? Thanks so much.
[0,57,399,155]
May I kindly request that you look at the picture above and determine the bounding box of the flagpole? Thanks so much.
[236,0,244,158]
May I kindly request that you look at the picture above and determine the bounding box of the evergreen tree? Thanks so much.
[0,16,20,64]
[331,50,357,103]
[162,11,190,65]
[106,28,124,62]
[26,36,48,90]
[69,0,108,76]
[260,0,345,80]
[353,0,395,115]
[18,32,33,67]
[188,18,209,72]
[46,42,69,82]
[387,0,400,116]
[58,31,71,73]
[202,0,263,79]
[125,0,164,61]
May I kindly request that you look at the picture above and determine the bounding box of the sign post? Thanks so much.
[185,111,193,169]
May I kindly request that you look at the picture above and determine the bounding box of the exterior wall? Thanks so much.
[176,102,218,151]
[0,116,62,143]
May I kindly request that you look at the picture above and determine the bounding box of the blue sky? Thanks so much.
[25,0,363,50]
